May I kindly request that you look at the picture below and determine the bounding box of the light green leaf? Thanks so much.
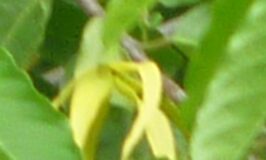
[76,18,120,77]
[159,3,211,56]
[103,0,156,46]
[70,69,113,159]
[191,0,266,159]
[0,0,52,67]
[146,12,163,29]
[0,48,81,160]
[75,18,105,77]
[181,0,253,130]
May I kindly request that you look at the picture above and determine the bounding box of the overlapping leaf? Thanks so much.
[0,0,52,67]
[191,0,266,159]
[0,48,81,160]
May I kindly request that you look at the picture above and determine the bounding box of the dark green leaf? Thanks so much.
[149,47,186,80]
[41,0,87,66]
[97,107,132,160]
[159,0,200,8]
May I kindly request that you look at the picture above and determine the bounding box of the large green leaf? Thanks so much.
[0,144,14,160]
[191,0,266,159]
[0,0,52,67]
[181,0,253,130]
[0,48,81,160]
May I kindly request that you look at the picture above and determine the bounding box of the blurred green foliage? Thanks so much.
[0,0,265,160]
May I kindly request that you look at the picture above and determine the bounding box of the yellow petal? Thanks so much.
[70,70,112,149]
[146,110,177,160]
[122,62,163,160]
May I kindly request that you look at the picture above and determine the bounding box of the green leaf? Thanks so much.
[159,0,200,8]
[0,143,14,160]
[103,0,156,46]
[95,107,131,160]
[75,18,104,76]
[181,0,253,130]
[41,0,87,66]
[62,0,80,7]
[146,12,163,29]
[159,3,211,57]
[149,47,187,79]
[0,0,52,67]
[0,48,81,160]
[191,0,266,159]
[75,18,120,77]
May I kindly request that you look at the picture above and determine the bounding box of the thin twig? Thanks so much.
[122,35,149,62]
[76,0,187,104]
[76,0,104,16]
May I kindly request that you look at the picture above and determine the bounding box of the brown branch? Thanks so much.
[122,36,149,62]
[76,0,104,16]
[76,0,187,104]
